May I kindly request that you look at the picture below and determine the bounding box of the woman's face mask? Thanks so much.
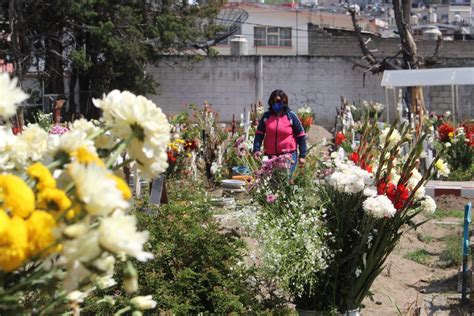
[272,102,284,112]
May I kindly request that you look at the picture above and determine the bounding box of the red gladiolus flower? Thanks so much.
[335,132,346,146]
[350,152,359,164]
[377,181,410,210]
[438,123,454,142]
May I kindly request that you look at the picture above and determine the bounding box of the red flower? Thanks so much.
[12,126,22,135]
[335,132,346,146]
[167,151,177,164]
[350,152,359,164]
[184,139,198,151]
[438,123,454,142]
[377,181,410,210]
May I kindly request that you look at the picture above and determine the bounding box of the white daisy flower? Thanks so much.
[68,162,129,216]
[380,127,401,148]
[98,213,153,262]
[0,73,29,120]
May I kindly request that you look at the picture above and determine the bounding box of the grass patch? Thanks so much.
[427,209,464,219]
[417,233,433,243]
[404,249,431,265]
[439,234,463,267]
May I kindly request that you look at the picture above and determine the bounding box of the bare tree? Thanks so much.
[348,2,445,134]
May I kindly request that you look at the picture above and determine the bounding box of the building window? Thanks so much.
[254,26,292,47]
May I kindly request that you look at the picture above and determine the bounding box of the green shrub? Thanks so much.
[403,249,431,265]
[84,182,285,314]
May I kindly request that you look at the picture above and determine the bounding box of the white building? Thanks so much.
[213,3,375,55]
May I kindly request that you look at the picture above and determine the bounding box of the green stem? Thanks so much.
[105,135,133,169]
[114,306,132,316]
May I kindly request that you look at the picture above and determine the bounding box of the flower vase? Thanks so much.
[296,308,325,316]
[339,308,360,316]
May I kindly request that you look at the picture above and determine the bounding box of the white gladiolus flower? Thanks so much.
[421,196,436,213]
[95,275,117,290]
[363,195,396,218]
[93,90,170,179]
[68,162,129,216]
[0,73,29,119]
[130,295,157,310]
[435,159,450,177]
[18,124,49,161]
[380,127,401,148]
[67,290,88,303]
[98,213,153,262]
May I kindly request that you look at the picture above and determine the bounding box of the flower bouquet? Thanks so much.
[297,105,315,133]
[302,117,443,313]
[0,74,169,314]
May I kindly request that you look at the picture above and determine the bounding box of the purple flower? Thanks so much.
[266,194,277,203]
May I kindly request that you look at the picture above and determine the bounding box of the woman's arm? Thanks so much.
[253,114,267,153]
[290,111,307,158]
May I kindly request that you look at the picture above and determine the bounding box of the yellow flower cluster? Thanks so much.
[0,170,59,272]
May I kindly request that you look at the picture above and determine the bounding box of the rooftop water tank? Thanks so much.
[454,14,462,23]
[411,15,419,25]
[429,12,437,23]
[230,35,248,56]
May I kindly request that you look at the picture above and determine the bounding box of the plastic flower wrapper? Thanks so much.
[0,87,162,315]
[306,114,446,313]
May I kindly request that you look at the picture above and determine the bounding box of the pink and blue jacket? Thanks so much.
[253,109,307,158]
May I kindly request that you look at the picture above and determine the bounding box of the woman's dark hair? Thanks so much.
[267,89,289,109]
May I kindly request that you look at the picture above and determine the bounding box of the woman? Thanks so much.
[253,89,307,174]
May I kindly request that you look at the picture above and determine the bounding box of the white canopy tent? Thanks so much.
[380,67,474,123]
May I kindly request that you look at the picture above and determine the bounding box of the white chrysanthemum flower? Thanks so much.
[0,73,29,119]
[363,195,396,218]
[48,129,96,157]
[70,118,101,138]
[329,164,373,193]
[98,213,153,262]
[363,187,378,197]
[18,124,48,161]
[130,295,157,310]
[421,196,436,213]
[93,90,170,178]
[435,159,450,177]
[380,127,401,148]
[68,162,129,216]
[0,127,17,170]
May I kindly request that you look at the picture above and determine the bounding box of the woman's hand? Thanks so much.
[298,157,305,168]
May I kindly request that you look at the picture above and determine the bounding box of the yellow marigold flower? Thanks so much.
[0,174,35,219]
[27,210,57,256]
[27,162,57,191]
[71,146,105,167]
[175,139,185,144]
[0,214,28,272]
[37,188,72,216]
[448,132,454,138]
[108,175,132,200]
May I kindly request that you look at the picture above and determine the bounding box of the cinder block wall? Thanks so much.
[148,55,473,129]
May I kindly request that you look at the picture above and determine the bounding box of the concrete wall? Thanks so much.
[148,55,473,130]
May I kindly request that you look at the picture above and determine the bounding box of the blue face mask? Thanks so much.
[272,102,284,112]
